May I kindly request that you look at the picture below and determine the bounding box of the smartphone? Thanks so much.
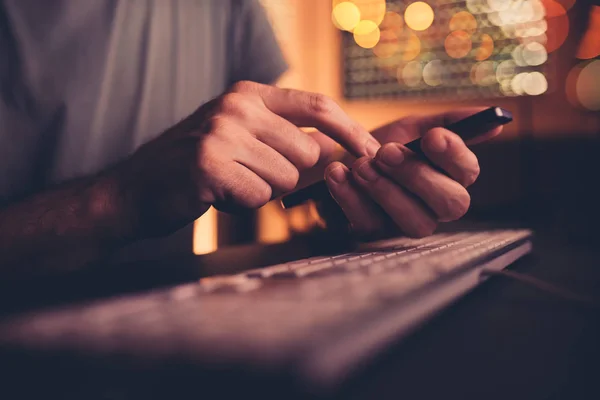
[281,106,513,209]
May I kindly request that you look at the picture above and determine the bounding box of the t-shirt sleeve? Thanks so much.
[227,0,288,86]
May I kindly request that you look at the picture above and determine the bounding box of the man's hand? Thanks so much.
[321,109,503,239]
[113,81,379,238]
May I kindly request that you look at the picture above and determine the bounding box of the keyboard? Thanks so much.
[0,229,532,397]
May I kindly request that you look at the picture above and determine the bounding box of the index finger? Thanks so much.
[237,82,380,158]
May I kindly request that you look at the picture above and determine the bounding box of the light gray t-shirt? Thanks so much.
[0,0,287,202]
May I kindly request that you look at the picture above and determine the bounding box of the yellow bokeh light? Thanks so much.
[332,2,361,31]
[353,20,381,48]
[401,31,422,61]
[450,11,478,35]
[445,30,472,58]
[353,0,387,25]
[576,60,600,111]
[405,2,435,31]
[475,33,494,61]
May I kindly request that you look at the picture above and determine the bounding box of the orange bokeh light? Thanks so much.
[373,29,401,58]
[541,0,569,53]
[401,31,422,61]
[576,6,600,59]
[475,34,494,61]
[449,11,477,35]
[445,30,472,59]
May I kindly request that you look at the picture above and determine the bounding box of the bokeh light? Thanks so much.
[400,61,423,87]
[380,11,404,35]
[511,73,528,95]
[423,60,444,86]
[575,60,600,111]
[354,20,381,48]
[445,30,472,58]
[576,6,600,59]
[542,0,569,53]
[373,29,400,58]
[522,71,548,95]
[565,63,584,107]
[496,60,517,82]
[401,31,422,61]
[332,2,362,31]
[472,61,497,86]
[522,42,548,66]
[450,11,478,34]
[352,0,387,25]
[475,33,494,61]
[405,2,435,31]
[487,0,510,12]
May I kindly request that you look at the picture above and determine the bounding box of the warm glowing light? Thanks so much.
[556,0,577,10]
[542,0,569,53]
[576,60,600,111]
[353,20,381,48]
[257,202,290,244]
[576,6,600,59]
[472,61,497,86]
[523,71,548,95]
[467,0,491,14]
[496,60,517,82]
[522,42,548,66]
[401,31,422,61]
[332,2,361,31]
[445,30,472,58]
[450,11,478,34]
[405,2,435,31]
[511,73,528,95]
[475,33,494,61]
[353,0,387,25]
[487,0,510,12]
[399,61,423,87]
[423,60,444,86]
[380,11,404,35]
[193,207,218,255]
[373,29,400,58]
[566,63,584,107]
[512,44,526,66]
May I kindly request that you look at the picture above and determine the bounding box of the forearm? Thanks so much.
[0,173,129,279]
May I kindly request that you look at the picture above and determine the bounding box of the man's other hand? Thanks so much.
[322,109,503,239]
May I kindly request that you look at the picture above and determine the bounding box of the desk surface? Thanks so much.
[0,228,599,400]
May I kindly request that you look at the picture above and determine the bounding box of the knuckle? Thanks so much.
[442,188,471,221]
[308,93,336,115]
[217,93,244,114]
[298,138,321,169]
[461,159,481,187]
[244,184,272,208]
[231,80,256,93]
[280,166,300,192]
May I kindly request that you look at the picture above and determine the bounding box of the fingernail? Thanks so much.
[366,139,380,158]
[356,160,379,182]
[378,144,405,166]
[428,131,448,153]
[327,166,347,184]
